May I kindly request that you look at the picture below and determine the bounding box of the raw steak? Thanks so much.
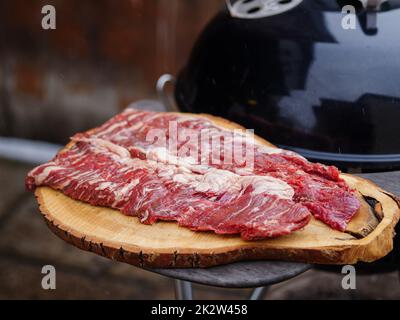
[26,108,361,239]
[71,109,360,231]
[26,138,310,240]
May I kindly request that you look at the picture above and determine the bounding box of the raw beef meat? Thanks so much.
[26,108,361,239]
[26,138,310,240]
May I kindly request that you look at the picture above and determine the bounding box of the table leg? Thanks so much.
[174,279,193,300]
[248,286,269,300]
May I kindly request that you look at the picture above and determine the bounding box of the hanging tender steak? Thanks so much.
[26,138,310,240]
[73,108,360,230]
[26,108,360,239]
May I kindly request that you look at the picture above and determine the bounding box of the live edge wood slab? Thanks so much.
[33,114,400,268]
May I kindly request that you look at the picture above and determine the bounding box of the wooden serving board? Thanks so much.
[32,113,400,268]
[35,174,400,268]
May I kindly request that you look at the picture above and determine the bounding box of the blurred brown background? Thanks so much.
[0,0,222,143]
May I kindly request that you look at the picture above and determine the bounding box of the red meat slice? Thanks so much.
[26,139,311,240]
[26,108,360,236]
[72,109,360,231]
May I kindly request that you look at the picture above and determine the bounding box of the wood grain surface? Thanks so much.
[32,113,400,268]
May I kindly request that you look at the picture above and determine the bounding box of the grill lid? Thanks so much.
[226,0,304,19]
[174,0,400,170]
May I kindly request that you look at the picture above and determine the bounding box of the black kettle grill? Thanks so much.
[166,0,400,172]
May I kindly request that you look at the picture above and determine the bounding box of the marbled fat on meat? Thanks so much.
[26,108,361,239]
[26,139,310,240]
